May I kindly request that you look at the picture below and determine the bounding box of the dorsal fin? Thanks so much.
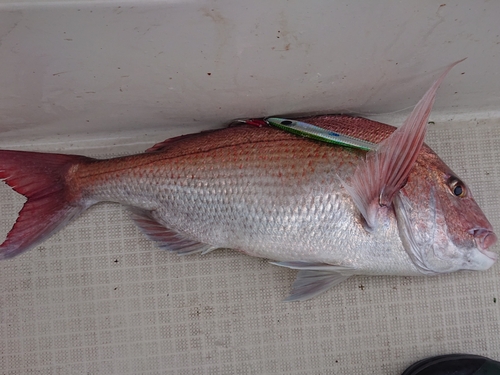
[145,129,220,153]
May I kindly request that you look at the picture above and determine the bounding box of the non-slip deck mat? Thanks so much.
[1,119,499,374]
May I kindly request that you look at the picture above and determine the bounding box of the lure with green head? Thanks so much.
[265,117,377,151]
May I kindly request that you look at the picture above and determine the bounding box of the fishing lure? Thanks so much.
[265,117,377,151]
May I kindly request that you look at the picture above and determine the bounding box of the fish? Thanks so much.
[0,61,496,301]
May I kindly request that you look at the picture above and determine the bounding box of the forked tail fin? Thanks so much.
[0,150,94,259]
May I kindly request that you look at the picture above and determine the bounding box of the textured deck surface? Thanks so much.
[0,119,499,374]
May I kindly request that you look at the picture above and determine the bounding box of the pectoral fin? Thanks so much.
[341,59,464,229]
[271,261,354,301]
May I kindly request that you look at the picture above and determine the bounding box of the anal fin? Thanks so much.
[271,261,354,301]
[128,208,217,255]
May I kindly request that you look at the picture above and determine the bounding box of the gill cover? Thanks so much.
[393,188,455,274]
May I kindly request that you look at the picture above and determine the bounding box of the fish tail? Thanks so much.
[0,150,94,259]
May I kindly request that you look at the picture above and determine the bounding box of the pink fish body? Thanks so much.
[0,61,496,300]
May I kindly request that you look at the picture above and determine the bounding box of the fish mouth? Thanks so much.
[470,228,498,261]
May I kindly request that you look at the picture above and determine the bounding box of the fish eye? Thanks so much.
[448,177,467,198]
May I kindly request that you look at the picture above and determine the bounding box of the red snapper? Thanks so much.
[0,61,496,300]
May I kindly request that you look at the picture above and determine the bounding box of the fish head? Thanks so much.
[394,147,497,275]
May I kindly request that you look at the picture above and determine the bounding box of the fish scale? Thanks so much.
[70,124,419,276]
